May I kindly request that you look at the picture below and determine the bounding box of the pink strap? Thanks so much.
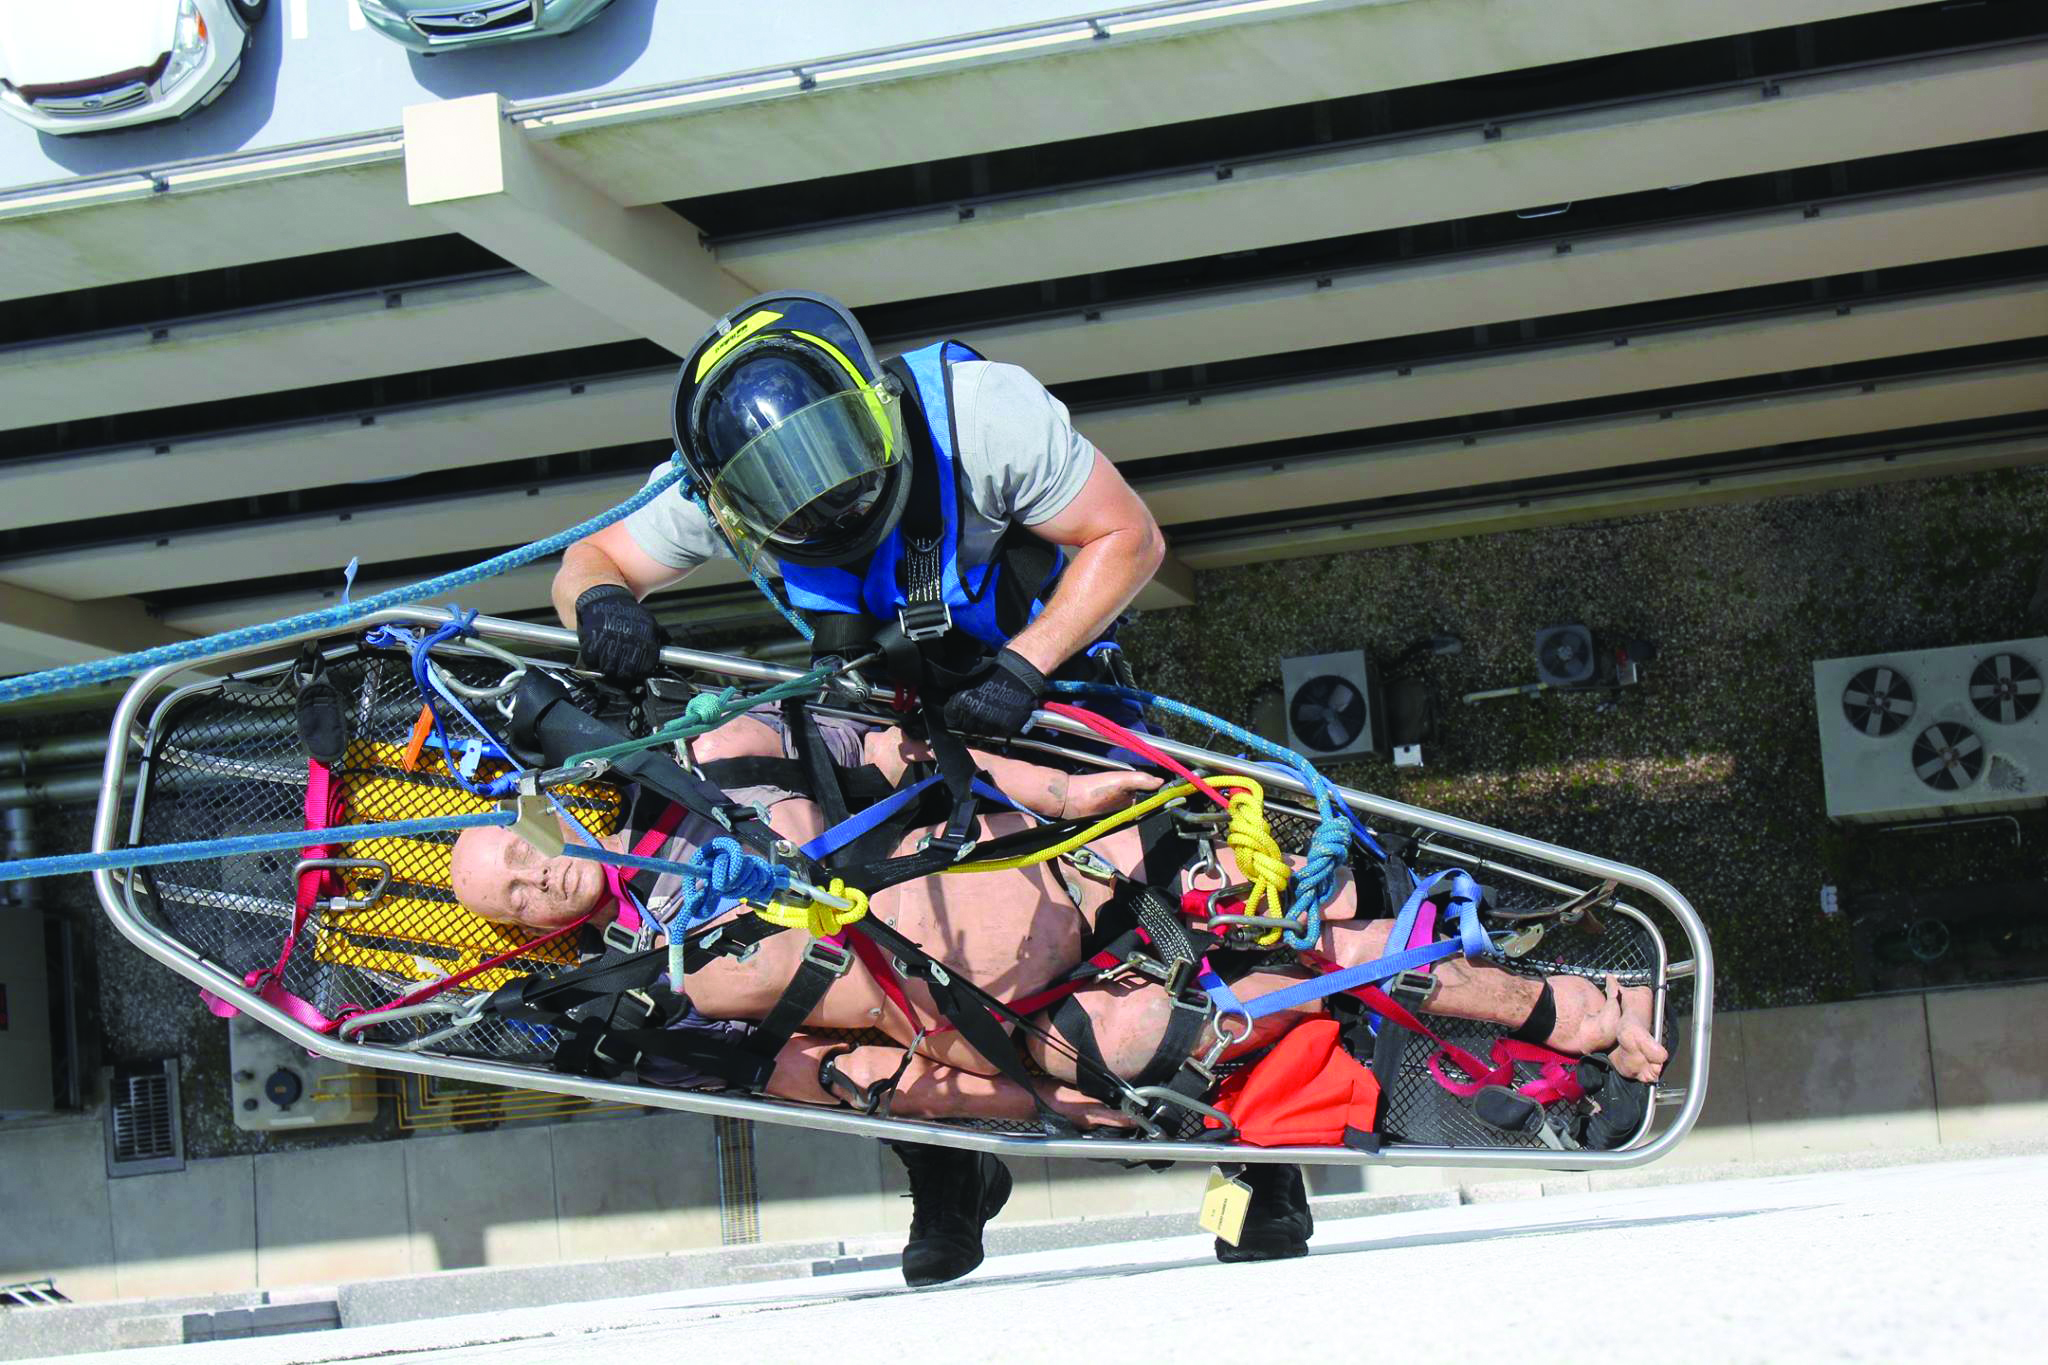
[1041,702,1231,808]
[595,801,691,932]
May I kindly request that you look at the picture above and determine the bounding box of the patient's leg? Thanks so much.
[1317,918,1667,1081]
[766,1037,1127,1127]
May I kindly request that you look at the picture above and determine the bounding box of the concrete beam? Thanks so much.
[0,158,431,306]
[1077,280,2048,461]
[538,0,1932,205]
[966,176,2048,385]
[15,176,2040,532]
[1132,553,1196,611]
[0,583,192,675]
[1139,361,2048,525]
[16,361,2043,605]
[0,2,1926,308]
[0,274,627,435]
[717,44,2048,306]
[1177,435,2048,569]
[403,94,748,356]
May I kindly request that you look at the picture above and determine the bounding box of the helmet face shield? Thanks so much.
[674,291,910,568]
[705,385,908,570]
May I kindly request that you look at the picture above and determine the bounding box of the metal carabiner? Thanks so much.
[430,637,531,703]
[1127,1085,1241,1141]
[1195,1007,1254,1074]
[295,857,391,914]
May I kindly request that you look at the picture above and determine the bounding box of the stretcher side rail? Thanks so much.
[91,607,1714,1169]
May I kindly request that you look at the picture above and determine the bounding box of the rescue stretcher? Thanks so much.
[90,606,1714,1168]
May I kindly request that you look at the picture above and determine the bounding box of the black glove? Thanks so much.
[941,648,1048,736]
[574,584,665,684]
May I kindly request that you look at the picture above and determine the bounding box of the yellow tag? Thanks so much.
[1197,1168,1252,1246]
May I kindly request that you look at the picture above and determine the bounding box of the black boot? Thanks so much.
[888,1142,1013,1287]
[1215,1164,1313,1263]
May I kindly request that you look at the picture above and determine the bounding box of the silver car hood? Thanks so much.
[0,0,181,87]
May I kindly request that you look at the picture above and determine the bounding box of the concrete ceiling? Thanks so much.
[2,0,2044,676]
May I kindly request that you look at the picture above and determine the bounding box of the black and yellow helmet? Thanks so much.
[672,292,910,570]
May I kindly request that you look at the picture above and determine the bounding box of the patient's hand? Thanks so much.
[1057,769,1165,819]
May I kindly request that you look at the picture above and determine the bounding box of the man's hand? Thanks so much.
[574,584,665,684]
[941,648,1048,736]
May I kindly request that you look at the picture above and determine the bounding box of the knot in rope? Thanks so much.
[1222,789,1292,942]
[674,836,792,927]
[1284,818,1351,949]
[682,688,736,728]
[757,877,870,937]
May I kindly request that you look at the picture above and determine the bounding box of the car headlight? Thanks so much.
[0,79,24,108]
[160,0,211,93]
[357,1,404,19]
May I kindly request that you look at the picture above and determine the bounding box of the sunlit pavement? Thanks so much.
[109,1153,2048,1365]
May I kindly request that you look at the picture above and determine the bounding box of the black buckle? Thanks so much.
[898,601,952,642]
[1388,969,1435,1009]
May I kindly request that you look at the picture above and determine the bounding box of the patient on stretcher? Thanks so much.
[447,712,1666,1134]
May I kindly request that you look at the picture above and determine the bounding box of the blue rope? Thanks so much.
[1051,680,1385,949]
[0,812,514,881]
[670,836,794,929]
[0,456,689,705]
[686,486,814,642]
[365,613,524,800]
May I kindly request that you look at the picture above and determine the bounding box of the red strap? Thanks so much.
[1041,702,1230,807]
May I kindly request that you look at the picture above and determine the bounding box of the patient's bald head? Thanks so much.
[449,825,610,930]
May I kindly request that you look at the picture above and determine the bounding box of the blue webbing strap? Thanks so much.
[1227,870,1491,1022]
[797,776,1026,862]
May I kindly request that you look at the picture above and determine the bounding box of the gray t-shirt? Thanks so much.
[624,360,1098,573]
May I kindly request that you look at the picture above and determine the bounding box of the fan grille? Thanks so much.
[1289,674,1367,753]
[1969,653,2042,725]
[1911,721,1984,791]
[1842,666,1915,737]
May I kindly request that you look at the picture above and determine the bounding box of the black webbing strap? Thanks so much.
[739,939,853,1070]
[784,700,853,828]
[848,914,1088,1136]
[1136,805,1197,887]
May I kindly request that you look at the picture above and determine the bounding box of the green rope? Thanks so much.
[561,663,840,768]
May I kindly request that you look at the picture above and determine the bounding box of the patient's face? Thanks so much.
[449,826,608,929]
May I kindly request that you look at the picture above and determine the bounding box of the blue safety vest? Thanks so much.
[780,340,1063,650]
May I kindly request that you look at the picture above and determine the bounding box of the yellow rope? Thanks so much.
[944,774,1294,943]
[755,878,871,937]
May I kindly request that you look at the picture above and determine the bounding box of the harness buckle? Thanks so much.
[897,601,952,643]
[602,919,652,955]
[802,938,855,979]
[1387,969,1435,1009]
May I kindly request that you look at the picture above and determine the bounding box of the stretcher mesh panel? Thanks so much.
[132,647,619,1062]
[1375,875,1660,1150]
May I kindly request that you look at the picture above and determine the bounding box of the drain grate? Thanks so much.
[715,1117,761,1246]
[104,1061,185,1177]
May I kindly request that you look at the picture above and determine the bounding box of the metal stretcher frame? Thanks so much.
[92,606,1714,1169]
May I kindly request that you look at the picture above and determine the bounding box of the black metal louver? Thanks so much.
[104,1061,184,1176]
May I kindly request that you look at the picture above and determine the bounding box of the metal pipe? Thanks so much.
[89,607,1715,1169]
[0,733,114,771]
[1,769,139,810]
[2,807,34,907]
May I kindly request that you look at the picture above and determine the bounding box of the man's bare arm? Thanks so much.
[1004,453,1165,677]
[550,521,688,627]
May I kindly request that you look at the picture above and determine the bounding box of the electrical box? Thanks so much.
[1280,651,1385,762]
[228,1013,378,1132]
[1813,637,2048,824]
[0,907,54,1118]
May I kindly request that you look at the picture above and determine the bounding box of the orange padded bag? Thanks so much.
[1207,1018,1381,1149]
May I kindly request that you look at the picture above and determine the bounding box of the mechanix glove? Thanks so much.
[574,584,665,685]
[940,647,1049,737]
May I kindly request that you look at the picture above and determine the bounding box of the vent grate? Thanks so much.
[715,1117,761,1246]
[105,1061,185,1177]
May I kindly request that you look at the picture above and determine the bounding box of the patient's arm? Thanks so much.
[861,727,1161,818]
[766,1035,1129,1128]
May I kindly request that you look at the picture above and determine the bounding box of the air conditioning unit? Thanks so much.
[228,1013,377,1132]
[1280,651,1385,762]
[1813,637,2047,823]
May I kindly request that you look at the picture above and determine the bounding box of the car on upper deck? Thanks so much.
[0,0,265,136]
[356,0,615,53]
